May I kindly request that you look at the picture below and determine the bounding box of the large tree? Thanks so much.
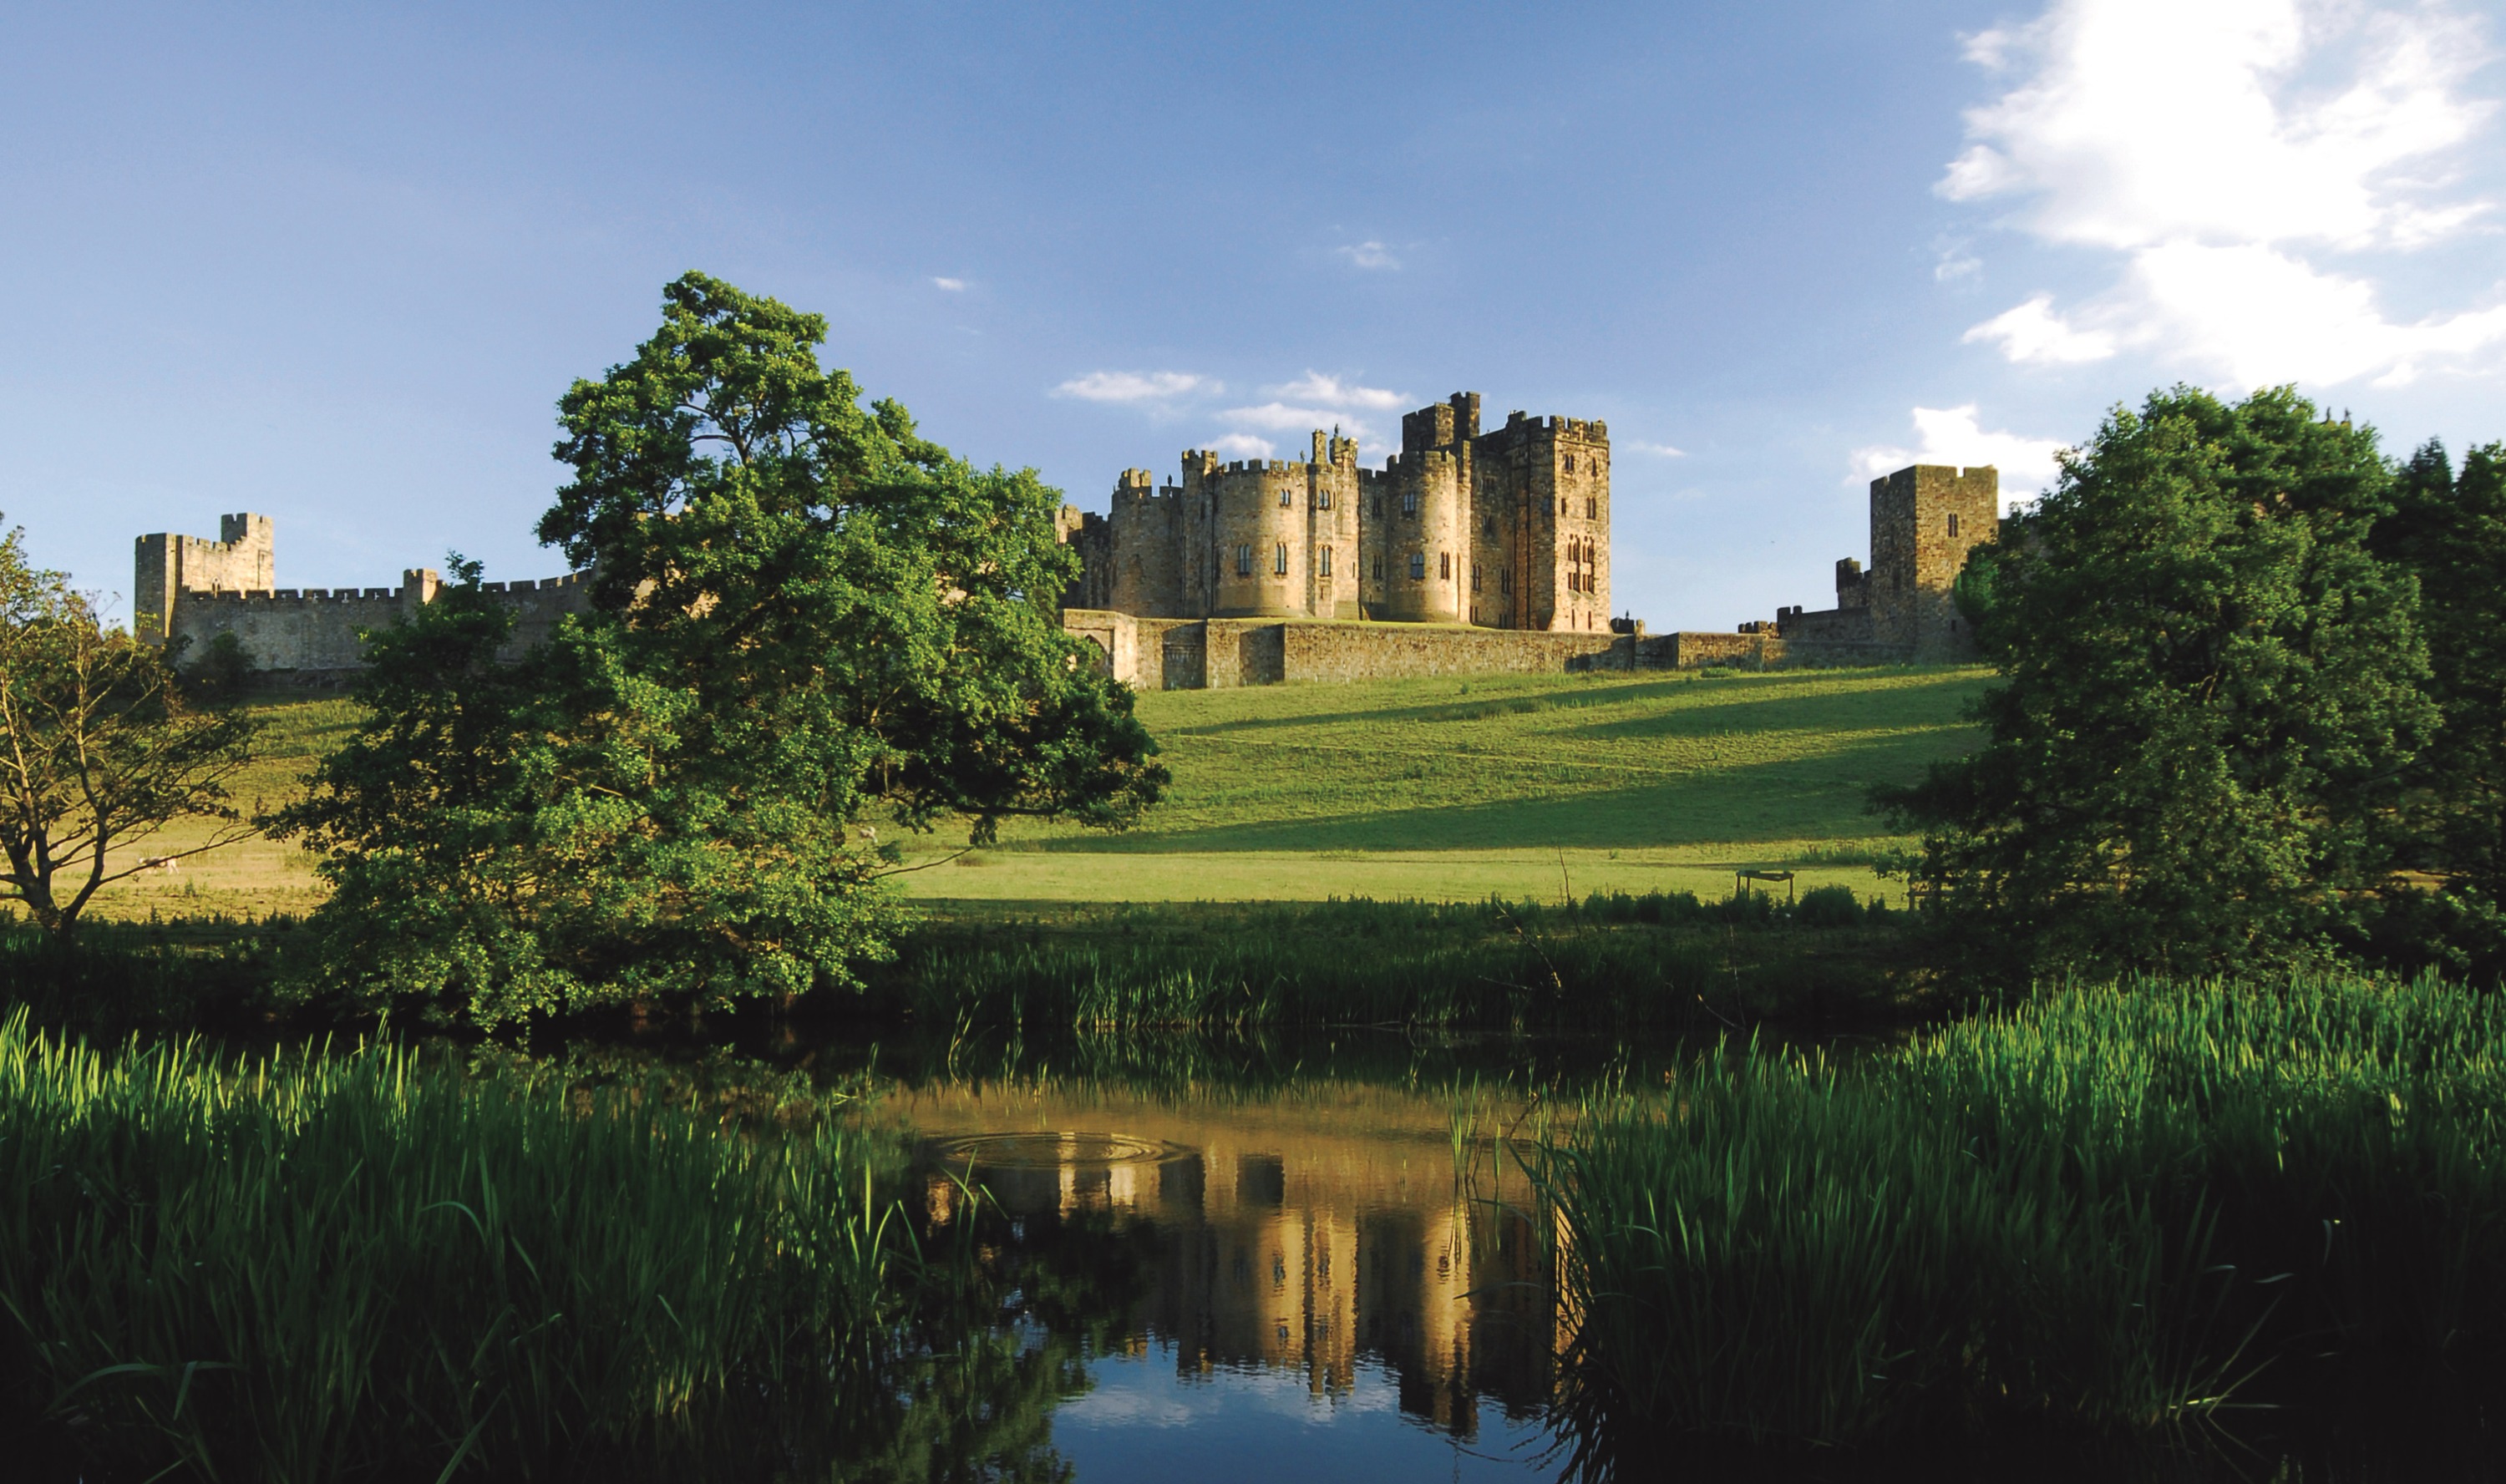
[275,275,1164,1026]
[2371,438,2506,967]
[0,518,260,940]
[1881,387,2435,976]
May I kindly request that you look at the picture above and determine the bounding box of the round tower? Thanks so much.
[1210,461,1306,618]
[1377,450,1463,622]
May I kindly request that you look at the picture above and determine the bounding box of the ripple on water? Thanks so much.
[925,1131,1193,1170]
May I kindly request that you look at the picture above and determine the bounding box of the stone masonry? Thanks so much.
[133,514,592,679]
[1766,464,1998,661]
[1059,393,1616,636]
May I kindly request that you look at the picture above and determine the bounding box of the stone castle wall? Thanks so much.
[1063,610,1900,691]
[1067,393,1611,636]
[136,513,591,679]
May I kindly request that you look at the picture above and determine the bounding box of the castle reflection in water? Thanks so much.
[884,1083,1560,1438]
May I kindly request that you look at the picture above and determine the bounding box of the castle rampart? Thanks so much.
[134,514,592,680]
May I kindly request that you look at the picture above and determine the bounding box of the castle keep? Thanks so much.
[1059,393,1613,633]
[134,516,590,677]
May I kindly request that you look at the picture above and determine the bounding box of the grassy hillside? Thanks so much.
[74,666,1988,919]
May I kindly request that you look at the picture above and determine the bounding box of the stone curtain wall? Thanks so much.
[138,511,593,680]
[1059,610,1901,690]
[169,573,594,679]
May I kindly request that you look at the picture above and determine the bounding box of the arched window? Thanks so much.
[1273,542,1288,575]
[1320,545,1334,576]
[1279,489,1292,508]
[1319,489,1332,509]
[1235,544,1252,576]
[1409,552,1426,580]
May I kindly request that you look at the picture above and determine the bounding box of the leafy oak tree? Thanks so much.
[1880,387,2435,977]
[0,517,260,941]
[275,274,1165,1026]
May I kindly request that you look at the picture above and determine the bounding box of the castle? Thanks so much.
[133,516,590,678]
[129,410,1995,687]
[1058,393,1613,632]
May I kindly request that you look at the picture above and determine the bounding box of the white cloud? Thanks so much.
[1268,372,1407,410]
[931,276,966,291]
[1336,241,1399,270]
[1851,405,2070,499]
[1624,440,1687,457]
[1204,433,1276,459]
[1962,293,2119,364]
[1052,370,1213,403]
[1945,0,2506,387]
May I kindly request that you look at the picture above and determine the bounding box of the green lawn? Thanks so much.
[916,665,1988,903]
[74,666,1989,919]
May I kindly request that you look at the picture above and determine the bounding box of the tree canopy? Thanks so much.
[276,274,1165,1026]
[1881,387,2435,976]
[0,518,260,940]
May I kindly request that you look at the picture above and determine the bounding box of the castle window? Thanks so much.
[1559,498,1568,515]
[1321,545,1333,576]
[1280,489,1292,508]
[1500,566,1512,595]
[1273,542,1288,575]
[1235,544,1252,576]
[1586,497,1597,519]
[1947,513,1960,538]
[1319,489,1332,509]
[1439,552,1451,579]
[1565,455,1575,473]
[1470,563,1481,592]
[1483,516,1496,539]
[1373,555,1384,580]
[1409,553,1425,580]
[1402,491,1419,517]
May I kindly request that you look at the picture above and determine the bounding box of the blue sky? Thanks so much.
[4,0,2501,631]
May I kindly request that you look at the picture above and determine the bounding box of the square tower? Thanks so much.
[1867,466,1996,658]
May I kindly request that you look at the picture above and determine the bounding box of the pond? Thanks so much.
[647,1026,2506,1482]
[855,1055,1565,1481]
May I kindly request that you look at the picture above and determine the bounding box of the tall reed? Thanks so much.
[0,1012,921,1481]
[1540,975,2506,1467]
[877,892,1900,1034]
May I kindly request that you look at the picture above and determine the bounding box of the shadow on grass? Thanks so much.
[1159,667,1985,742]
[1028,730,1951,853]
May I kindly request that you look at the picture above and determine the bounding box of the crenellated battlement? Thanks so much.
[1062,389,1610,635]
[134,514,592,675]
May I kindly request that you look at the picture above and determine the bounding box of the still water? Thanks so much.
[853,1062,1564,1481]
